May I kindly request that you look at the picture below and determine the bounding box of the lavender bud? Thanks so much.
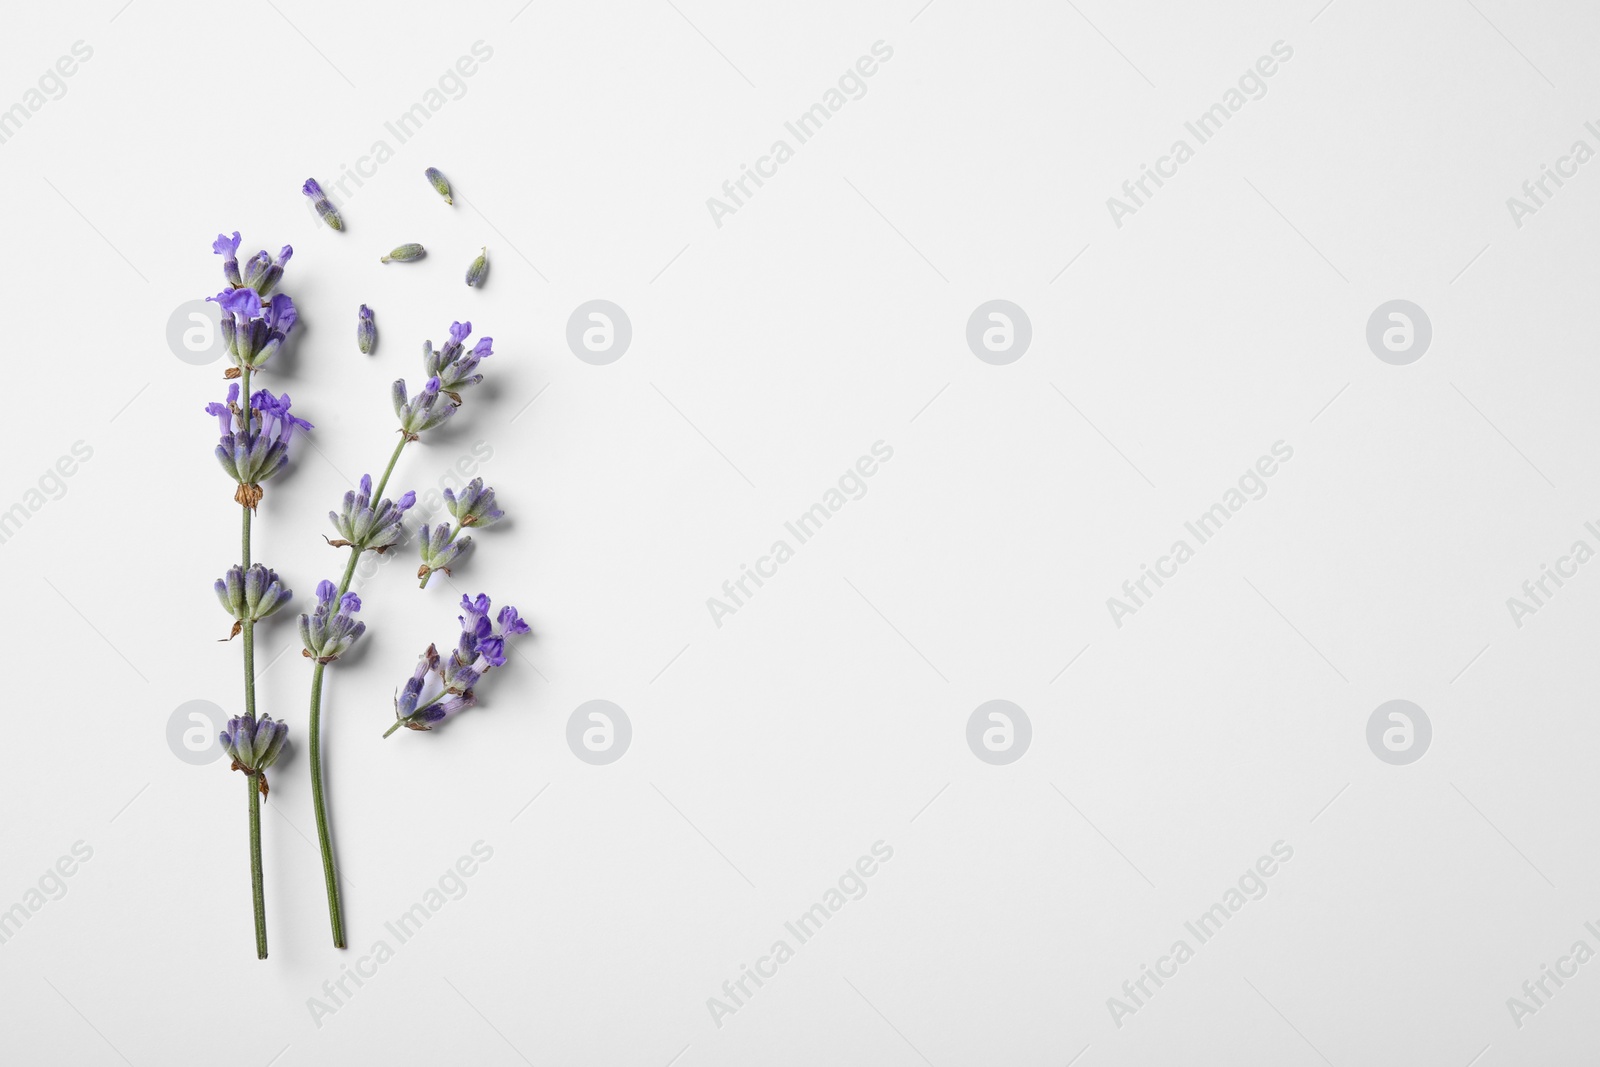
[381,243,426,264]
[357,304,376,355]
[303,178,343,231]
[465,247,488,288]
[255,246,292,296]
[243,250,272,290]
[425,167,453,205]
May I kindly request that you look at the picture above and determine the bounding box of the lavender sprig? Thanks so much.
[204,231,303,960]
[303,319,496,948]
[386,595,531,736]
[417,477,504,587]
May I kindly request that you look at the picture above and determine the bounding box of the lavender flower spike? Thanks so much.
[393,377,456,438]
[209,387,312,508]
[357,304,376,355]
[299,581,366,663]
[215,563,293,638]
[327,473,417,552]
[386,594,530,736]
[445,478,504,528]
[424,321,493,401]
[303,178,343,231]
[417,522,472,584]
[221,714,289,793]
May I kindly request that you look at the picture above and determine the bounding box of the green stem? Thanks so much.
[241,488,267,959]
[307,433,410,949]
[382,720,403,739]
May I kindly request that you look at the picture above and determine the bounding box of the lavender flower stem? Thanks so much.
[306,433,410,948]
[240,480,268,959]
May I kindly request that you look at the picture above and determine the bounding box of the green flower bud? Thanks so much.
[381,243,426,264]
[425,167,453,205]
[466,247,488,288]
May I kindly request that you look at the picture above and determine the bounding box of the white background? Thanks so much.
[2,0,1598,1063]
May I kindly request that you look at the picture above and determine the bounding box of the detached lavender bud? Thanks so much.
[465,247,488,288]
[381,243,425,263]
[357,305,376,355]
[425,167,453,205]
[303,178,343,231]
[221,715,289,782]
[328,473,417,553]
[299,581,366,663]
[445,478,504,528]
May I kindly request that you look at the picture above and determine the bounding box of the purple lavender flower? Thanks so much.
[328,473,417,552]
[221,714,290,777]
[208,280,298,374]
[386,594,529,736]
[208,388,312,507]
[214,563,293,637]
[298,580,366,663]
[498,605,531,636]
[213,231,242,288]
[303,178,343,231]
[357,304,376,355]
[392,376,455,437]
